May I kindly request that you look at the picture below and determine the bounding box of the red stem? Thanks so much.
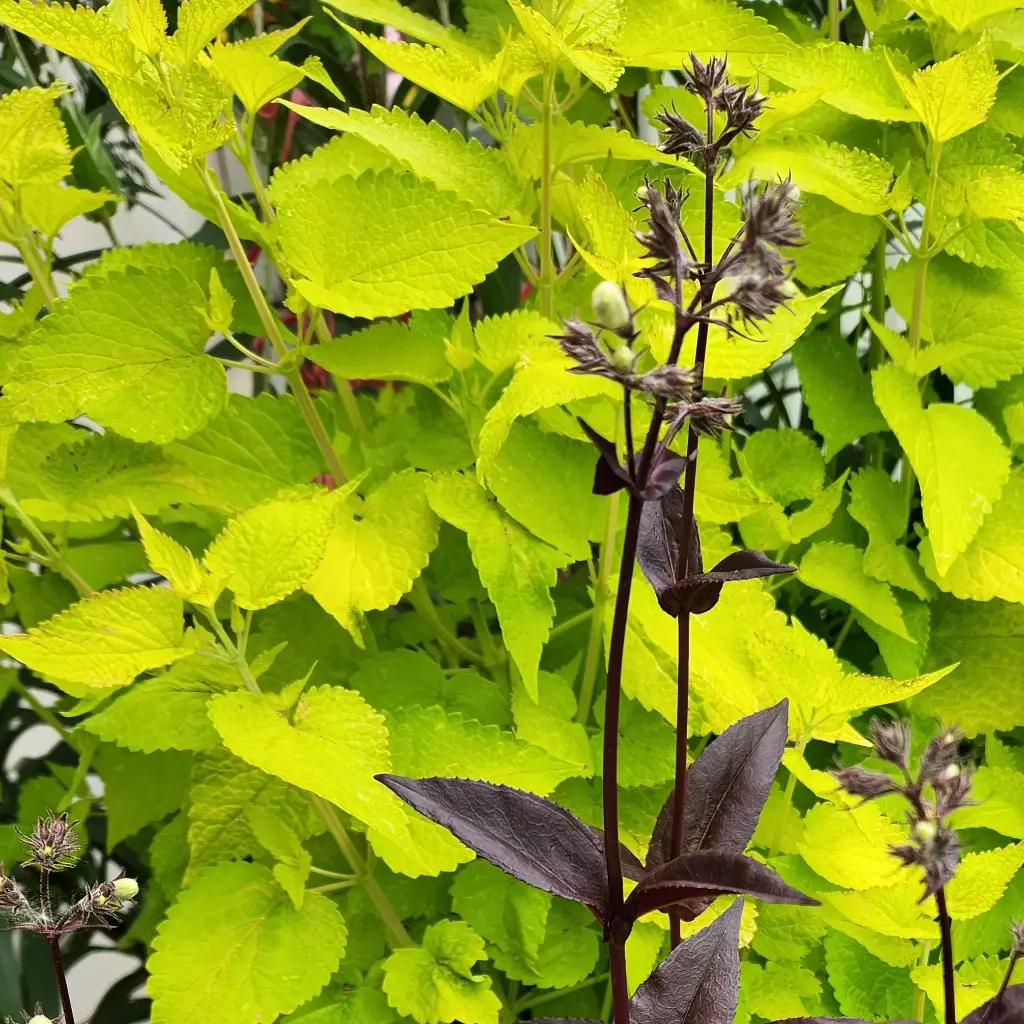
[49,936,76,1024]
[668,109,718,951]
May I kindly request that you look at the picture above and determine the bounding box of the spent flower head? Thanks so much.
[742,177,803,251]
[681,52,728,102]
[715,82,769,147]
[870,718,912,769]
[834,719,974,902]
[17,813,81,872]
[655,108,705,159]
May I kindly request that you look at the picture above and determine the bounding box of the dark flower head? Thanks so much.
[890,820,960,900]
[17,813,81,872]
[64,876,138,930]
[1011,920,1024,959]
[0,865,29,913]
[933,763,974,817]
[743,176,803,251]
[870,718,912,769]
[715,82,769,146]
[748,177,803,247]
[656,107,705,158]
[634,179,688,276]
[682,52,728,102]
[556,317,612,375]
[632,363,694,401]
[832,765,903,802]
[919,725,964,785]
[728,269,795,327]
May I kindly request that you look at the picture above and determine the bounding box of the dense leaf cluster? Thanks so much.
[0,0,1023,1022]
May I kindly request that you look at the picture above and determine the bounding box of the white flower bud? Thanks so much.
[635,184,652,202]
[29,1015,54,1024]
[609,345,636,375]
[940,763,960,780]
[592,280,632,332]
[113,877,139,901]
[914,820,938,841]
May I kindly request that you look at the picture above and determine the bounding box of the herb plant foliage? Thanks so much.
[0,0,1023,1023]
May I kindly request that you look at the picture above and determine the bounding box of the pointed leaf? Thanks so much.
[0,586,192,690]
[625,851,817,923]
[638,489,793,616]
[377,774,609,914]
[271,168,534,318]
[628,899,742,1024]
[647,701,789,870]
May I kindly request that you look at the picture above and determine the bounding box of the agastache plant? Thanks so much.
[379,54,900,1024]
[834,722,1024,1024]
[0,812,139,1024]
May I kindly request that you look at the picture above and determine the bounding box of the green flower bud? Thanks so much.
[609,345,636,375]
[635,184,652,202]
[592,280,632,332]
[113,877,140,901]
[914,819,938,841]
[28,1015,54,1024]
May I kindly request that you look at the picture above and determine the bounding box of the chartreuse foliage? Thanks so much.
[0,0,1023,1023]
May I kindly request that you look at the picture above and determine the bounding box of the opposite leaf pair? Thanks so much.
[533,902,915,1024]
[381,699,812,945]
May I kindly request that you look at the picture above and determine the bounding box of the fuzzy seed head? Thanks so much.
[592,281,633,332]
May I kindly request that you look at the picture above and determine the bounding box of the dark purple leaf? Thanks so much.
[961,985,1024,1024]
[624,850,818,922]
[768,1020,918,1024]
[647,700,790,870]
[579,418,687,500]
[578,418,632,496]
[589,826,646,881]
[629,898,742,1024]
[377,775,610,914]
[637,486,700,595]
[637,489,793,616]
[642,453,687,500]
[767,1019,917,1023]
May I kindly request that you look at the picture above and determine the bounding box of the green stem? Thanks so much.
[770,731,810,857]
[833,609,856,655]
[196,163,347,486]
[538,67,557,319]
[409,578,487,667]
[17,237,59,308]
[468,598,503,665]
[516,973,610,1012]
[549,607,594,640]
[0,488,95,596]
[206,606,412,947]
[12,679,76,747]
[913,939,932,1022]
[576,489,620,724]
[235,133,276,225]
[311,795,413,947]
[311,310,368,442]
[828,0,840,40]
[217,357,276,374]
